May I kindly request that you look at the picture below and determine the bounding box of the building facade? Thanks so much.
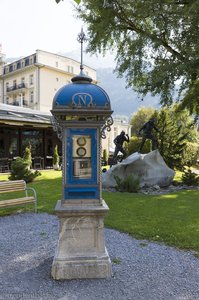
[0,49,132,168]
[102,117,132,154]
[0,49,96,112]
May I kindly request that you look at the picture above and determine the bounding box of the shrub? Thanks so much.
[23,146,32,168]
[114,174,140,193]
[102,149,108,165]
[9,157,41,183]
[53,145,60,167]
[181,168,199,186]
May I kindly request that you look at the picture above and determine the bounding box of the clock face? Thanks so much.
[76,147,87,157]
[77,137,86,146]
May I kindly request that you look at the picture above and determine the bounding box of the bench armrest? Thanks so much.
[25,187,37,212]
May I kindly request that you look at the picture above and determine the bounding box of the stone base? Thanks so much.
[51,200,112,280]
[52,249,111,280]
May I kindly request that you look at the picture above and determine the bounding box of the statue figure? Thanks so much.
[138,118,159,152]
[111,131,129,165]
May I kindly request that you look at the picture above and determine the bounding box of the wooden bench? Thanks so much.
[0,180,37,213]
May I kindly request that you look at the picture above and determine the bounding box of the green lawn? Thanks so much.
[0,170,199,255]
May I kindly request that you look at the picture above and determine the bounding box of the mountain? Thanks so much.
[97,68,160,117]
[62,50,161,117]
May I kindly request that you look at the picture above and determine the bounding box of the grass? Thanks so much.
[0,170,62,216]
[0,170,199,255]
[104,190,199,254]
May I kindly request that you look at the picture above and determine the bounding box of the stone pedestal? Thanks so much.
[51,200,112,280]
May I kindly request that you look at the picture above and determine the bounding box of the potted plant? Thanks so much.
[53,145,60,170]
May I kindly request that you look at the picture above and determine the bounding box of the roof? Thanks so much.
[0,103,52,126]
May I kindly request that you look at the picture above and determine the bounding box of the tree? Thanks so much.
[153,106,198,169]
[55,0,81,4]
[130,107,155,136]
[73,0,199,115]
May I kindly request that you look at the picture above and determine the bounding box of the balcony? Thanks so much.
[6,83,27,93]
[8,100,29,107]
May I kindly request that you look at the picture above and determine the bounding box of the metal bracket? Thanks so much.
[51,116,63,140]
[101,116,113,139]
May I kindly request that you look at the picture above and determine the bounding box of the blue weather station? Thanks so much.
[51,29,113,280]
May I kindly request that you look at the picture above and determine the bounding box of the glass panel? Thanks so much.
[22,130,42,156]
[72,135,92,178]
[0,127,19,158]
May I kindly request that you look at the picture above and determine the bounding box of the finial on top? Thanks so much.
[71,28,92,83]
[77,27,87,72]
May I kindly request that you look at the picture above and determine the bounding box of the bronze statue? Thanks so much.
[111,131,129,165]
[138,118,159,152]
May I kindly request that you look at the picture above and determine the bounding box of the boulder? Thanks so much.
[102,150,175,188]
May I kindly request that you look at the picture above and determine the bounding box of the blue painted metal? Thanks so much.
[53,83,110,108]
[64,128,98,200]
[64,187,99,200]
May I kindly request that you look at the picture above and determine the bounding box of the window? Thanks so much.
[71,66,74,73]
[17,62,21,69]
[72,135,92,178]
[56,61,58,67]
[25,58,29,66]
[13,80,17,87]
[21,77,25,84]
[21,129,42,157]
[21,61,25,68]
[13,95,17,105]
[30,74,34,85]
[56,77,59,82]
[30,91,34,103]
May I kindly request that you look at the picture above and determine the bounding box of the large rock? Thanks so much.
[102,150,175,188]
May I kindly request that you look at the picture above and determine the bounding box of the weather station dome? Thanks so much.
[51,28,113,140]
[52,29,112,120]
[52,76,111,111]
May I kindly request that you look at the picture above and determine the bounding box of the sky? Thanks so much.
[0,0,115,68]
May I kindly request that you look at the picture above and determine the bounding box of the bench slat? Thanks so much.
[0,197,35,208]
[0,180,26,193]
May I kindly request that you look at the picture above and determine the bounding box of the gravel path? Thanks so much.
[0,213,199,300]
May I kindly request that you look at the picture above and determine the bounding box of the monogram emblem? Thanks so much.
[71,93,96,108]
